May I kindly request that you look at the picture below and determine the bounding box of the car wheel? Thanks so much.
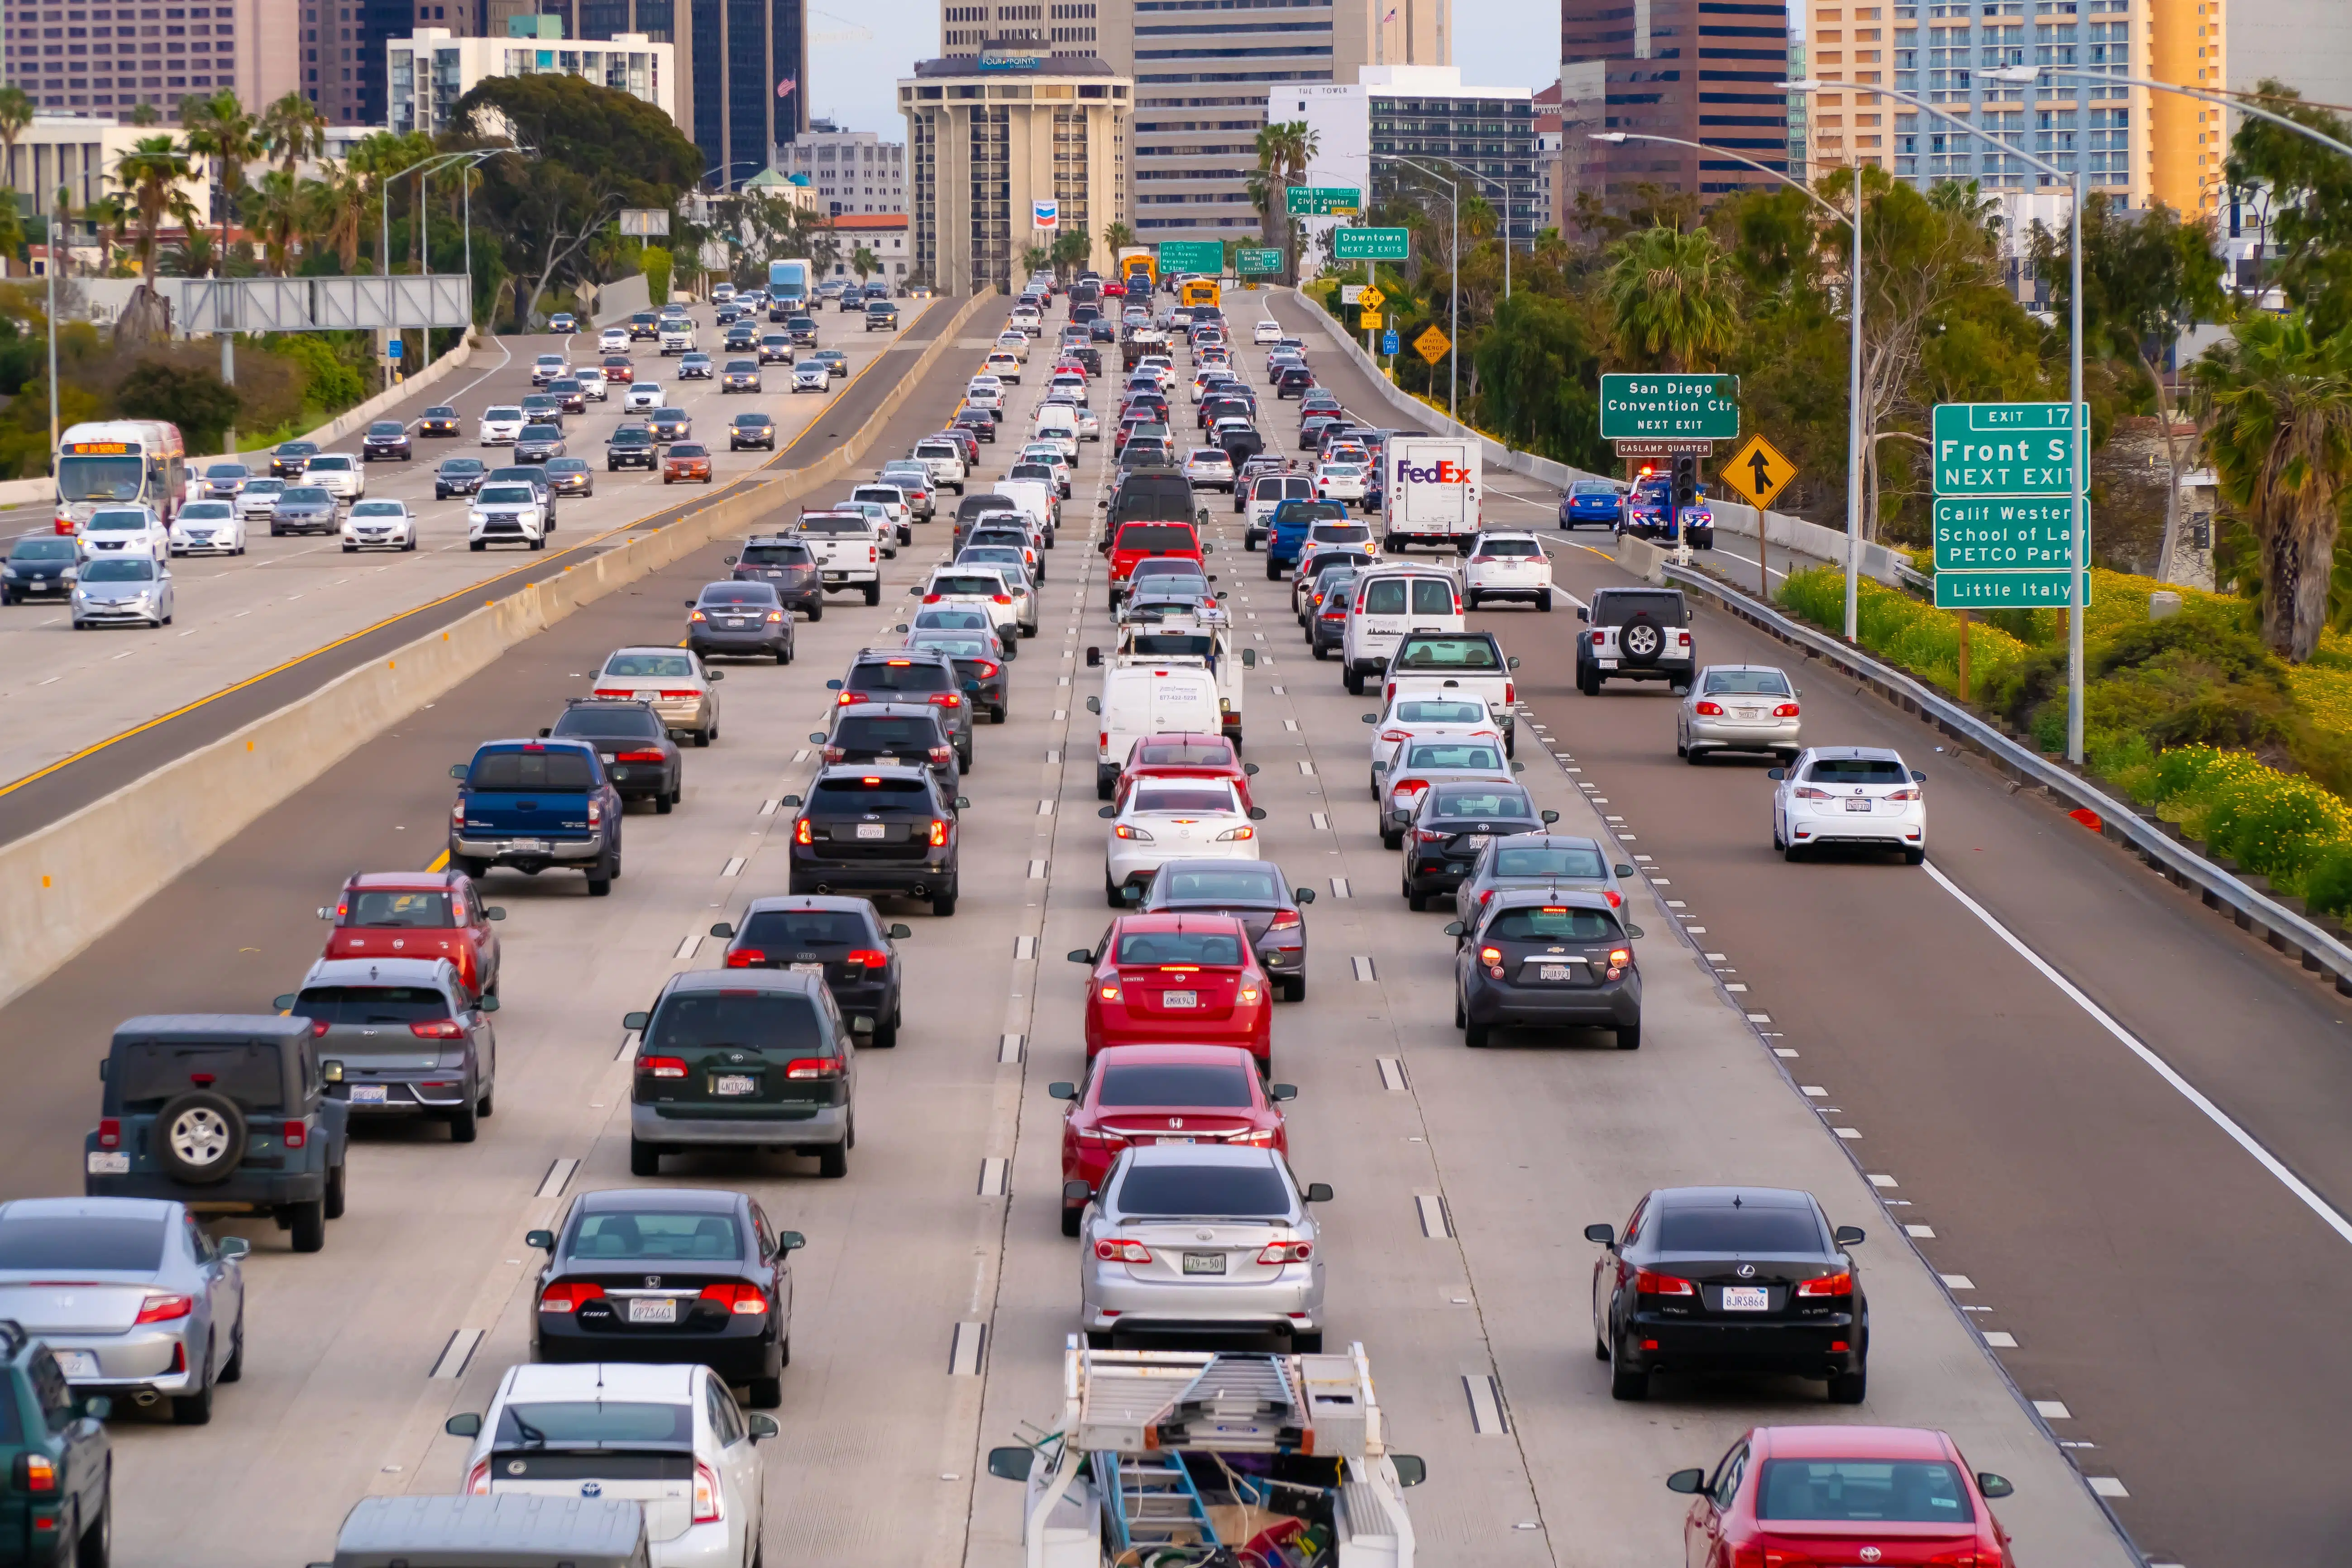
[872,1008,899,1049]
[1061,1204,1084,1238]
[1312,642,1327,660]
[1772,822,1786,851]
[655,791,674,814]
[693,729,710,748]
[168,1336,217,1425]
[74,1480,110,1568]
[864,582,881,606]
[586,872,614,896]
[817,1138,849,1179]
[1454,989,1466,1029]
[1827,1366,1868,1404]
[1343,668,1363,696]
[746,1373,784,1410]
[1379,822,1401,851]
[219,1314,245,1384]
[629,1138,661,1177]
[1539,590,1554,612]
[323,1160,347,1219]
[1617,1021,1641,1051]
[1405,881,1427,912]
[469,540,485,551]
[1282,975,1305,1003]
[1464,1018,1491,1049]
[287,1199,326,1253]
[1609,1340,1649,1401]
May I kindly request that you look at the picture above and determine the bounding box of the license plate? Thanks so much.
[875,755,899,765]
[50,1351,99,1379]
[724,619,749,629]
[348,1085,389,1104]
[713,1074,757,1096]
[1736,708,1765,719]
[1156,1136,1196,1145]
[1539,965,1575,981]
[1466,834,1492,848]
[1598,658,1619,668]
[790,962,825,976]
[1845,797,1874,813]
[1182,1252,1227,1274]
[1720,1286,1769,1311]
[626,1297,679,1324]
[824,572,846,582]
[1161,990,1198,1008]
[856,823,887,839]
[85,1152,128,1175]
[507,839,550,854]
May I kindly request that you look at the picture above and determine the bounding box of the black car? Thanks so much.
[1449,889,1637,1049]
[905,627,1009,723]
[724,325,760,351]
[829,646,974,768]
[543,455,595,497]
[711,895,910,1047]
[2,533,77,603]
[360,420,412,461]
[526,1187,801,1406]
[730,411,778,451]
[627,310,660,340]
[548,377,588,414]
[543,697,682,812]
[812,701,960,795]
[779,764,966,916]
[607,425,659,470]
[687,579,794,664]
[512,424,565,464]
[417,405,462,437]
[785,315,820,347]
[1134,858,1313,1001]
[269,440,317,478]
[1585,1184,1868,1403]
[728,535,823,619]
[952,410,997,444]
[1274,364,1315,398]
[1402,779,1553,907]
[520,394,565,430]
[434,456,488,499]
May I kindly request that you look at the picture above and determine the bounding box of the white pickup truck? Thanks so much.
[1380,630,1522,757]
[989,1340,1425,1568]
[790,508,883,605]
[658,320,695,355]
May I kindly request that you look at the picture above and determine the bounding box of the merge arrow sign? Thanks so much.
[1721,433,1797,510]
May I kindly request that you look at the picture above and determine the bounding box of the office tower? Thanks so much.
[779,118,906,214]
[1562,0,1792,207]
[2,0,299,120]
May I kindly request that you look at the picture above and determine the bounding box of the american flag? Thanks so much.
[1382,6,1396,19]
[775,76,797,98]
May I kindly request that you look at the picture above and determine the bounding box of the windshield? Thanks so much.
[351,503,404,518]
[698,584,777,605]
[1404,743,1502,771]
[1654,1205,1822,1254]
[1097,1062,1255,1108]
[1154,865,1280,904]
[914,609,991,630]
[1135,741,1230,767]
[344,890,454,927]
[1479,537,1541,557]
[478,486,537,505]
[1754,1460,1976,1524]
[1114,523,1197,554]
[564,1209,743,1261]
[741,544,813,566]
[1115,1162,1291,1218]
[468,749,597,791]
[546,459,588,473]
[848,660,952,694]
[440,459,484,473]
[293,985,453,1024]
[1486,905,1623,941]
[809,776,931,805]
[0,1214,167,1270]
[932,574,1009,598]
[797,515,868,535]
[81,558,157,582]
[604,653,694,679]
[307,456,353,471]
[833,716,942,751]
[1429,789,1531,819]
[58,455,146,502]
[181,504,234,520]
[646,990,822,1053]
[279,488,330,505]
[1572,481,1619,496]
[87,510,152,531]
[1702,669,1795,696]
[1128,633,1215,658]
[494,1401,694,1449]
[738,909,870,947]
[9,538,75,561]
[519,425,561,440]
[1492,844,1606,879]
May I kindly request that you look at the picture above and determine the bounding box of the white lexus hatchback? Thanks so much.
[1103,777,1265,904]
[1770,745,1928,864]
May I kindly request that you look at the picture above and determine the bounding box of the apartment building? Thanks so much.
[778,117,906,215]
[1562,0,1793,207]
[1,0,299,120]
[387,25,676,136]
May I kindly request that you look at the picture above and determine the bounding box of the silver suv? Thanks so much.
[1574,586,1694,695]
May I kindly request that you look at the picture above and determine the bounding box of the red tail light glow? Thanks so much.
[1635,1269,1695,1296]
[1268,911,1302,931]
[1607,948,1632,967]
[1477,946,1502,965]
[1693,700,1725,716]
[538,1281,606,1313]
[698,1283,770,1315]
[1795,1271,1854,1297]
[1590,631,1605,645]
[639,1056,688,1079]
[1773,702,1801,717]
[1095,1238,1152,1263]
[97,1119,120,1149]
[658,689,702,699]
[930,818,949,846]
[466,1458,491,1494]
[1793,786,1831,800]
[725,948,765,968]
[795,818,813,845]
[785,1058,842,1080]
[693,1460,724,1524]
[687,610,707,622]
[615,749,665,763]
[930,692,963,708]
[846,949,889,968]
[134,1292,194,1324]
[1888,787,1922,802]
[20,1454,56,1492]
[409,1018,468,1040]
[310,1019,330,1038]
[592,687,633,698]
[1256,1240,1313,1263]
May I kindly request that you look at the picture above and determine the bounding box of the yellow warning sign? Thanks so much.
[1358,285,1386,312]
[1414,325,1451,364]
[1359,311,1382,331]
[1720,433,1798,510]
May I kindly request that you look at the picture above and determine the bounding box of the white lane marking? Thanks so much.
[1868,1173,1898,1187]
[791,748,810,763]
[1028,858,1048,878]
[1984,1330,2022,1350]
[673,932,701,961]
[977,1157,1009,1196]
[1377,1056,1409,1091]
[721,856,746,878]
[1906,1224,1936,1237]
[1775,1047,1802,1058]
[1942,1274,1976,1290]
[1310,812,1329,830]
[1705,952,1728,961]
[1415,1193,1453,1238]
[1350,955,1377,982]
[2034,1399,2072,1419]
[429,1328,484,1381]
[1329,877,1351,898]
[1054,708,1066,721]
[1014,935,1037,960]
[1745,1011,1771,1023]
[760,799,779,817]
[1833,1126,1861,1139]
[1800,1085,1826,1096]
[1462,1373,1511,1435]
[1272,684,1284,694]
[999,1033,1024,1064]
[535,1157,580,1198]
[1284,718,1299,731]
[1924,859,2352,1249]
[1297,760,1316,775]
[949,1320,988,1376]
[1723,982,1748,992]
[1046,750,1061,764]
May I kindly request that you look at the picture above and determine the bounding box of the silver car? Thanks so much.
[277,956,498,1142]
[72,554,173,628]
[236,477,287,520]
[269,485,340,537]
[791,360,831,393]
[963,559,1039,637]
[0,1196,247,1422]
[593,646,722,744]
[1677,663,1803,764]
[1074,1144,1329,1351]
[1376,737,1520,849]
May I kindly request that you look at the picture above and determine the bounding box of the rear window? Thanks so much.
[0,1215,167,1271]
[739,910,873,948]
[932,574,1010,599]
[1309,524,1371,545]
[1485,906,1624,942]
[916,442,960,459]
[1396,636,1499,670]
[1134,742,1231,767]
[1704,669,1794,696]
[740,544,813,566]
[1134,785,1238,814]
[809,776,934,805]
[645,990,824,1054]
[1116,1162,1291,1218]
[468,750,597,791]
[566,1210,743,1261]
[1154,865,1281,904]
[797,515,870,535]
[1755,1461,1975,1524]
[606,654,693,678]
[1493,844,1606,879]
[552,708,663,741]
[1479,538,1542,557]
[1097,1063,1255,1108]
[849,660,952,694]
[1115,929,1245,966]
[114,1041,285,1111]
[1595,591,1689,628]
[1428,789,1532,819]
[1806,758,1908,785]
[343,890,454,927]
[294,985,453,1024]
[1405,743,1502,771]
[494,1402,694,1448]
[698,584,778,605]
[1395,700,1487,724]
[834,715,944,750]
[1653,1205,1822,1254]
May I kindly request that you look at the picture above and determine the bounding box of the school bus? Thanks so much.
[1179,277,1221,309]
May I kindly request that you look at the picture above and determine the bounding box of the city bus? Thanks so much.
[768,258,811,319]
[53,420,186,535]
[1179,276,1222,310]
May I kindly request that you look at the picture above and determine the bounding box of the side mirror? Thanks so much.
[272,994,296,1012]
[321,1059,344,1083]
[953,796,971,809]
[1372,761,1387,773]
[779,795,803,808]
[1241,649,1257,668]
[1047,1081,1077,1100]
[1097,805,1119,820]
[537,727,552,739]
[1391,1454,1427,1488]
[710,922,736,938]
[826,679,844,689]
[443,1412,483,1438]
[1912,769,1927,783]
[1085,696,1101,714]
[1303,1182,1334,1204]
[965,679,981,694]
[1247,807,1268,821]
[1511,761,1526,773]
[525,1228,556,1251]
[1666,1468,1706,1495]
[724,555,738,564]
[908,584,923,595]
[1086,646,1102,667]
[987,1446,1037,1482]
[1242,762,1260,776]
[808,732,827,744]
[1766,767,1786,781]
[1067,948,1093,963]
[623,1010,650,1031]
[480,996,501,1013]
[707,670,723,682]
[684,599,696,608]
[218,1236,251,1259]
[1575,606,1589,622]
[1507,656,1521,669]
[1625,925,1644,939]
[1202,541,1214,554]
[1270,1083,1298,1102]
[1062,1179,1092,1205]
[1442,921,1465,937]
[748,1414,779,1441]
[317,906,332,920]
[1977,1473,2013,1499]
[1121,884,1143,903]
[1294,887,1315,904]
[1833,1225,1866,1247]
[1583,1223,1615,1245]
[1215,590,1228,600]
[894,624,909,633]
[777,1230,805,1252]
[486,907,507,921]
[1540,809,1559,823]
[889,924,912,939]
[1614,865,1635,877]
[1360,712,1377,724]
[449,763,469,780]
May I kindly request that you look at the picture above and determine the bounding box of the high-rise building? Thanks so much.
[778,117,906,214]
[2,0,299,121]
[1787,41,1808,181]
[387,26,677,137]
[898,48,1130,292]
[2226,0,2349,131]
[1562,0,1791,208]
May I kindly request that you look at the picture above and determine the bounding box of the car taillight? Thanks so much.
[929,818,950,846]
[538,1281,606,1313]
[1385,682,1396,701]
[640,1056,689,1079]
[992,593,1012,605]
[616,748,665,763]
[844,949,889,969]
[466,1458,491,1495]
[592,686,633,698]
[766,610,785,623]
[1394,779,1428,799]
[1635,1268,1695,1296]
[1504,681,1515,706]
[1797,1271,1854,1297]
[134,1291,195,1324]
[586,798,602,828]
[452,800,467,832]
[1416,828,1448,843]
[97,1118,121,1149]
[929,745,954,767]
[659,689,701,699]
[1590,631,1605,645]
[1888,787,1922,802]
[796,818,813,845]
[1774,702,1801,717]
[1095,1238,1153,1263]
[1216,825,1254,841]
[688,609,707,622]
[1257,1240,1313,1263]
[693,1460,724,1524]
[20,1453,56,1492]
[837,690,868,705]
[1606,890,1623,908]
[698,1282,770,1315]
[1268,911,1301,930]
[786,1057,842,1080]
[311,1019,330,1037]
[1793,786,1831,800]
[1694,700,1725,716]
[930,692,963,708]
[726,948,766,968]
[1607,947,1632,968]
[410,1018,468,1040]
[976,660,999,677]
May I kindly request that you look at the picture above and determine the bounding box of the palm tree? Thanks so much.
[2188,310,2352,662]
[111,134,199,283]
[258,91,327,178]
[126,101,160,128]
[1102,220,1135,254]
[1600,223,1741,373]
[248,167,304,275]
[313,156,374,272]
[0,86,33,277]
[81,192,129,276]
[179,90,259,275]
[1249,120,1318,277]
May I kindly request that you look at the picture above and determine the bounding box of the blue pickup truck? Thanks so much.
[1265,499,1353,577]
[446,739,624,895]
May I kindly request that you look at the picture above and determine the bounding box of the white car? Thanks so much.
[1072,406,1103,441]
[1018,445,1073,492]
[963,382,1003,414]
[1463,531,1554,611]
[985,349,1023,383]
[341,497,418,552]
[598,325,630,352]
[468,482,549,551]
[235,478,287,520]
[994,332,1031,363]
[1010,305,1043,335]
[78,505,171,558]
[1315,460,1368,507]
[478,405,526,444]
[836,499,900,557]
[712,282,737,302]
[1184,448,1236,491]
[1364,694,1504,797]
[627,381,666,411]
[530,352,567,385]
[1104,776,1266,900]
[169,500,245,555]
[1138,358,1178,394]
[576,365,610,399]
[847,485,913,542]
[916,564,1023,646]
[447,1361,772,1568]
[301,452,366,501]
[1772,745,1928,864]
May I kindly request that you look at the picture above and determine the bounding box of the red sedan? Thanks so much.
[319,870,505,998]
[1114,733,1257,812]
[1070,913,1272,1066]
[1668,1425,2015,1568]
[1050,1043,1293,1235]
[600,355,634,384]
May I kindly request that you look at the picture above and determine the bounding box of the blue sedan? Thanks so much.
[1559,479,1625,530]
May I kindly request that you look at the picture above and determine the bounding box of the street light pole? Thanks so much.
[1364,153,1460,420]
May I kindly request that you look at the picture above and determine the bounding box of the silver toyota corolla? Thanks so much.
[1677,663,1804,764]
[0,1196,247,1422]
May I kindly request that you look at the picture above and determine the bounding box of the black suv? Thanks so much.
[542,698,683,812]
[811,702,960,794]
[779,765,968,917]
[607,424,658,471]
[0,1320,111,1564]
[827,648,975,770]
[84,1015,350,1253]
[1274,364,1315,398]
[729,536,823,619]
[709,895,911,1047]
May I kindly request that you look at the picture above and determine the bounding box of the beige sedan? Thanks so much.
[590,646,725,746]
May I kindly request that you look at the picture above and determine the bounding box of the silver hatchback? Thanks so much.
[1677,664,1803,764]
[1072,1144,1330,1352]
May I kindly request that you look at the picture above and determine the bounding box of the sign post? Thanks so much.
[1721,434,1797,601]
[1930,402,2089,610]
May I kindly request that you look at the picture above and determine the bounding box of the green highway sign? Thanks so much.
[1236,247,1283,275]
[1934,569,2093,609]
[1156,241,1224,275]
[1598,373,1740,442]
[1931,402,2085,498]
[1931,495,2080,571]
[1286,186,1361,215]
[1333,227,1410,262]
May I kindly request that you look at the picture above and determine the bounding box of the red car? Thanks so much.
[1668,1425,2015,1568]
[1106,519,1204,603]
[1114,732,1257,813]
[1050,1043,1293,1235]
[319,870,505,998]
[1071,913,1272,1066]
[600,354,635,384]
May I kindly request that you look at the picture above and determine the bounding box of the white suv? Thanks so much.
[658,319,695,354]
[1463,531,1554,612]
[301,452,366,500]
[1575,585,1695,694]
[1771,746,1928,864]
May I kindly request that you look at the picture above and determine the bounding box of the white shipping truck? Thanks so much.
[989,1340,1424,1568]
[1379,437,1482,555]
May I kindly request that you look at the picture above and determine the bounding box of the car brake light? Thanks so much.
[97,1118,120,1149]
[688,609,707,622]
[585,798,602,829]
[837,690,868,705]
[1504,681,1515,706]
[1095,1238,1152,1263]
[698,1282,770,1315]
[766,610,785,623]
[1888,786,1922,802]
[466,1458,491,1495]
[930,745,954,766]
[693,1460,724,1524]
[1590,631,1605,645]
[616,748,665,763]
[538,1281,606,1312]
[1607,948,1633,969]
[658,689,701,699]
[310,1019,330,1037]
[1268,911,1301,931]
[1394,779,1428,798]
[406,1018,468,1041]
[1477,946,1502,966]
[923,593,942,603]
[930,692,963,708]
[1774,702,1801,717]
[1793,786,1831,800]
[796,817,813,845]
[134,1291,194,1324]
[1796,1271,1854,1297]
[20,1454,55,1492]
[1693,700,1725,716]
[1606,890,1623,908]
[846,949,890,968]
[1256,1240,1312,1263]
[976,660,999,677]
[639,1056,688,1079]
[1416,827,1448,843]
[592,686,633,698]
[1635,1268,1695,1296]
[726,948,766,968]
[786,1057,842,1079]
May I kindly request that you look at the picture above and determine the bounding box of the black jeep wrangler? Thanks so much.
[84,1016,349,1253]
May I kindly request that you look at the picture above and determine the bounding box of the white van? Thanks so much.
[1032,404,1080,459]
[1086,665,1223,798]
[994,477,1061,542]
[1342,566,1463,694]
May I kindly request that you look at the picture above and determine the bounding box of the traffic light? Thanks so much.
[1672,454,1700,511]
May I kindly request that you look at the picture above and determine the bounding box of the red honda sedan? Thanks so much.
[1049,1043,1293,1235]
[1070,913,1272,1066]
[319,870,505,998]
[1668,1425,2015,1568]
[1114,732,1257,813]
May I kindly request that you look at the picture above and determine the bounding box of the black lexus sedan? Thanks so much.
[1584,1185,1868,1405]
[709,894,910,1047]
[360,420,412,461]
[527,1186,800,1408]
[269,440,318,478]
[435,456,488,499]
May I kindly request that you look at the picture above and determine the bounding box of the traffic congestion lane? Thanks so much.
[0,296,958,849]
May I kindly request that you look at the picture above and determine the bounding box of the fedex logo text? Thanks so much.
[1394,459,1472,485]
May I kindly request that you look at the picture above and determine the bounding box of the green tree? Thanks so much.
[1102,220,1135,254]
[1600,223,1740,373]
[639,243,673,304]
[2221,79,2352,337]
[1247,120,1317,279]
[179,90,260,274]
[1471,291,1606,468]
[117,357,240,452]
[1049,225,1089,278]
[111,134,198,284]
[0,87,32,277]
[850,244,880,283]
[2188,311,2352,662]
[258,91,326,178]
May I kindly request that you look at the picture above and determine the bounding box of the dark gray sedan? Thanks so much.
[545,697,682,812]
[512,424,566,464]
[1135,858,1315,1002]
[686,580,793,663]
[268,484,339,536]
[278,956,497,1141]
[543,456,595,497]
[1451,833,1633,932]
[1448,889,1642,1051]
[905,627,1009,723]
[434,457,488,499]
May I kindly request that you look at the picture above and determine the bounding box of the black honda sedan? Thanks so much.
[709,895,910,1047]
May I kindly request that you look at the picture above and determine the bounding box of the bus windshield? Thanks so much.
[58,455,145,502]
